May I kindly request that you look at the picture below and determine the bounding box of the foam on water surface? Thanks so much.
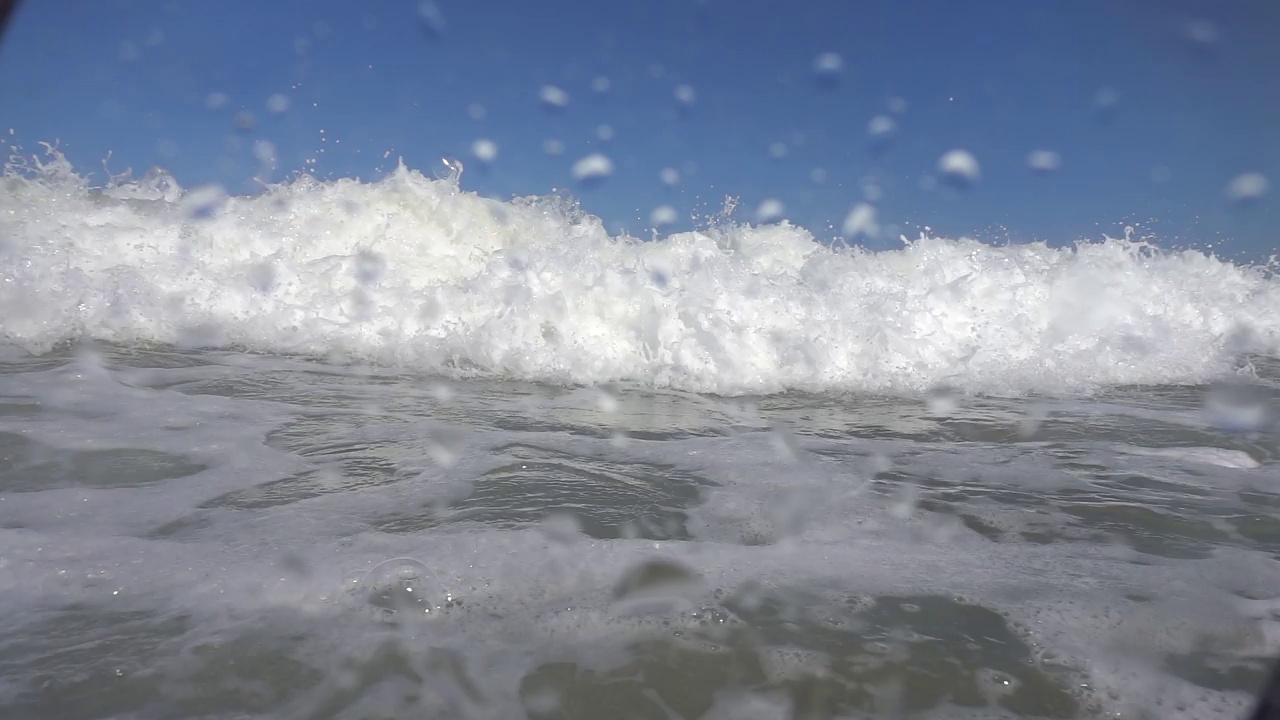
[0,345,1277,718]
[2,148,1279,397]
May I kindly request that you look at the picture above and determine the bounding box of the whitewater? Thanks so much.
[0,149,1278,720]
[3,147,1277,396]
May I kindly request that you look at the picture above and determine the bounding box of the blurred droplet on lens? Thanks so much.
[417,0,447,38]
[539,85,570,111]
[650,204,678,228]
[265,93,291,115]
[204,91,229,110]
[571,153,613,186]
[926,385,961,416]
[1204,380,1271,434]
[612,558,704,615]
[1027,150,1061,174]
[472,138,498,164]
[1225,172,1269,204]
[755,198,784,224]
[937,149,980,189]
[812,51,845,88]
[542,138,565,156]
[842,203,879,241]
[660,167,680,187]
[182,184,227,219]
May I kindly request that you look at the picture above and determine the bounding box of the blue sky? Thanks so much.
[1,0,1276,258]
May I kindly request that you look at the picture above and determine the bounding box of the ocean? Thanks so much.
[1,150,1278,719]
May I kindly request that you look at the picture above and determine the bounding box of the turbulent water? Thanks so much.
[0,151,1278,719]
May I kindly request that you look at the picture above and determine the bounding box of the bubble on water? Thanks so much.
[755,198,785,224]
[1225,172,1269,204]
[571,153,613,185]
[595,124,614,142]
[204,92,229,110]
[542,138,565,156]
[1204,380,1271,434]
[182,184,227,219]
[266,93,290,115]
[359,557,451,621]
[841,203,879,241]
[466,103,486,121]
[926,385,961,415]
[417,0,447,38]
[539,85,570,111]
[612,558,704,616]
[471,138,498,164]
[767,142,788,160]
[812,52,845,88]
[1027,149,1061,174]
[591,75,611,93]
[650,204,678,228]
[660,167,681,187]
[938,149,980,188]
[673,84,697,107]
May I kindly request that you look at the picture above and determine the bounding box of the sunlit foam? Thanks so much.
[2,148,1278,397]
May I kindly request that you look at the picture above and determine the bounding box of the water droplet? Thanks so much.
[542,138,565,156]
[540,511,582,544]
[926,386,961,415]
[466,103,486,121]
[660,167,680,187]
[591,75,611,93]
[182,184,227,219]
[612,558,704,615]
[1204,380,1271,434]
[472,138,498,164]
[1226,172,1268,204]
[1027,149,1061,174]
[1186,19,1218,46]
[204,92,229,110]
[812,52,845,88]
[867,115,896,143]
[359,557,447,621]
[842,203,879,241]
[755,198,785,223]
[417,0,447,38]
[767,141,789,160]
[890,482,918,520]
[266,93,290,115]
[888,96,909,114]
[596,387,619,413]
[595,124,614,142]
[650,205,678,228]
[937,149,980,188]
[673,84,697,107]
[247,261,277,293]
[809,168,827,184]
[233,111,256,131]
[539,85,570,111]
[354,250,385,285]
[571,153,613,186]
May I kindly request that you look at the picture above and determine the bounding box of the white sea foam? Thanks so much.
[2,149,1278,396]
